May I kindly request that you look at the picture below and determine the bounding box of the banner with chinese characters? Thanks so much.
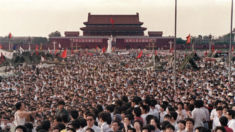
[0,49,13,59]
[73,39,103,43]
[124,39,156,43]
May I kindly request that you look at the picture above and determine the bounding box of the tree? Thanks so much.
[32,37,48,44]
[49,31,61,37]
[176,38,186,44]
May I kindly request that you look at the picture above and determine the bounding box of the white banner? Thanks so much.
[118,51,129,55]
[0,49,13,59]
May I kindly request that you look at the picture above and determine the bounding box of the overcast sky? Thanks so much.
[0,0,233,39]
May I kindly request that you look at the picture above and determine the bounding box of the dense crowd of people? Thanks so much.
[0,50,235,132]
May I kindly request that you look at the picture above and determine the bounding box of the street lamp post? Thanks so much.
[229,0,233,86]
[209,34,212,52]
[191,36,195,51]
[28,37,31,51]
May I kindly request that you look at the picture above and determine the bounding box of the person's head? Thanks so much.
[86,113,95,127]
[55,122,65,131]
[24,122,33,132]
[177,120,186,130]
[141,126,151,132]
[98,112,108,123]
[219,116,228,127]
[70,110,78,120]
[214,126,226,132]
[60,113,69,124]
[194,127,204,132]
[133,107,141,117]
[226,110,235,120]
[169,111,178,121]
[165,124,175,132]
[124,115,132,126]
[164,114,171,122]
[216,107,223,116]
[185,118,194,130]
[15,102,24,110]
[131,98,139,107]
[112,120,120,132]
[160,105,166,112]
[177,102,184,110]
[85,128,94,132]
[70,119,80,130]
[194,100,201,108]
[53,116,62,127]
[58,100,65,110]
[52,127,61,132]
[41,120,51,132]
[150,116,159,129]
[133,120,143,130]
[140,105,149,114]
[15,125,27,132]
[161,121,171,131]
[79,118,87,128]
[214,100,222,108]
[127,128,136,132]
[66,128,76,132]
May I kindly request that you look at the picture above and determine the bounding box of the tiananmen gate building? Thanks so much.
[50,13,174,50]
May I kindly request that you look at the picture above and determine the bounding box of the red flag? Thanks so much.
[205,50,207,56]
[96,46,99,49]
[36,51,39,56]
[0,45,2,49]
[35,45,38,51]
[71,49,74,54]
[61,49,67,58]
[212,45,215,52]
[186,34,190,44]
[54,49,58,55]
[112,47,115,52]
[137,51,143,59]
[169,48,172,53]
[89,53,93,56]
[9,33,12,39]
[155,50,157,55]
[232,46,234,51]
[111,18,114,24]
[102,47,106,53]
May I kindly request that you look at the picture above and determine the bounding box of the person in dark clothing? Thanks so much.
[56,100,69,119]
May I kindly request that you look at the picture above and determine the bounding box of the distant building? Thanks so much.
[50,13,173,49]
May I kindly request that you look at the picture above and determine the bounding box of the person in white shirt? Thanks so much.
[159,105,167,123]
[226,110,235,132]
[210,100,222,121]
[98,112,111,132]
[212,107,223,130]
[169,111,179,132]
[82,113,101,132]
[176,102,188,122]
[140,105,149,126]
[191,100,206,130]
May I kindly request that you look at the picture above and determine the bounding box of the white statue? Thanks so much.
[106,35,113,53]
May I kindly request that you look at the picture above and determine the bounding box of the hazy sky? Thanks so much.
[0,0,233,39]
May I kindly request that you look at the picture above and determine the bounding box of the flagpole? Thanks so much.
[173,0,177,90]
[229,0,233,86]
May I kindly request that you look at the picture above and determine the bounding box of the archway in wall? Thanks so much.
[126,45,130,50]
